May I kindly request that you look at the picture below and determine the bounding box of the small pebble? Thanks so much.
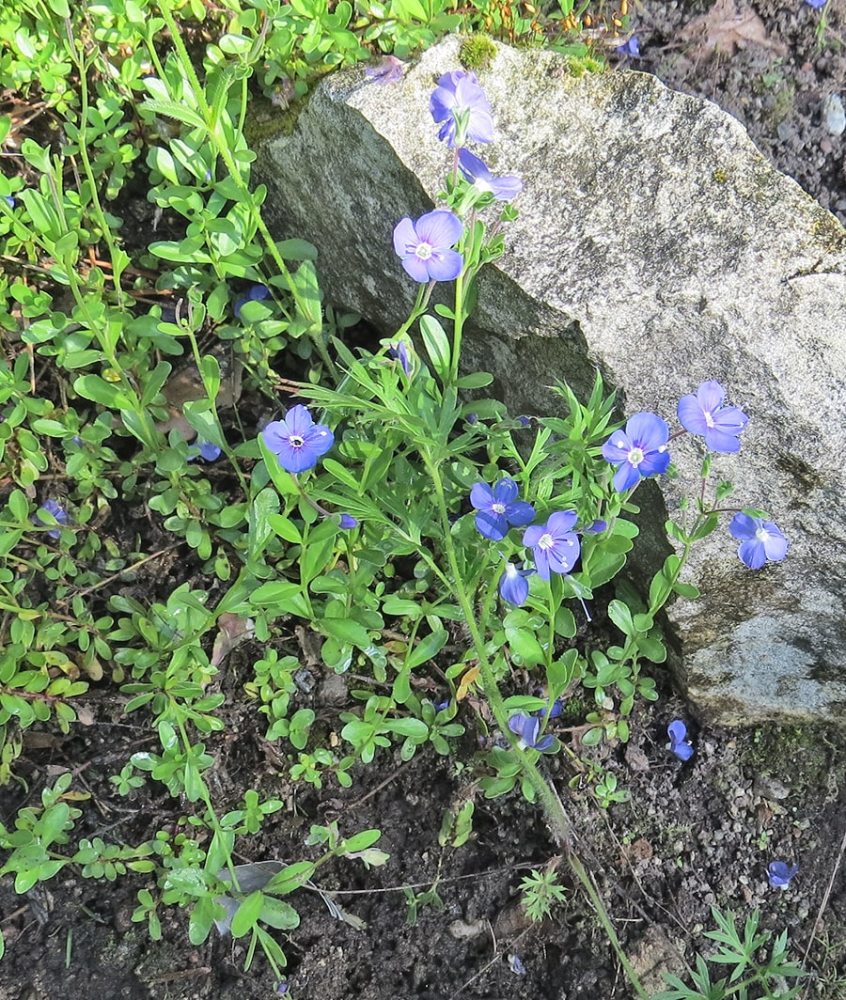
[822,94,846,137]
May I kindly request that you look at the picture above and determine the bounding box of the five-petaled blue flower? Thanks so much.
[430,70,495,148]
[393,210,464,283]
[678,381,749,454]
[234,283,270,319]
[523,511,580,580]
[729,513,789,570]
[602,413,670,492]
[508,713,555,753]
[36,499,70,539]
[457,149,523,201]
[262,404,334,474]
[499,562,533,606]
[617,36,640,58]
[667,720,694,761]
[470,478,535,541]
[388,341,412,375]
[365,55,405,85]
[187,439,222,462]
[768,860,799,889]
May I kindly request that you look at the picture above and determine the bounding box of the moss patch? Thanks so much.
[459,33,498,71]
[739,725,845,795]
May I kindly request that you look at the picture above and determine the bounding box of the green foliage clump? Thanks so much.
[459,32,498,70]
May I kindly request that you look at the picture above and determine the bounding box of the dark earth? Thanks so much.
[2,2,846,998]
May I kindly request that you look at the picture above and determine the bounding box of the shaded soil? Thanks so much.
[3,4,846,1000]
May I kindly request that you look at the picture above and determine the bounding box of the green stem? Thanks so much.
[451,269,465,386]
[424,455,648,1000]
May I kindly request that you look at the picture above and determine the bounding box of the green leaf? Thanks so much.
[141,99,206,130]
[406,629,447,669]
[73,375,131,409]
[267,513,302,543]
[230,891,265,938]
[276,238,318,261]
[259,897,300,930]
[265,861,315,896]
[581,727,604,746]
[319,617,370,649]
[419,315,450,379]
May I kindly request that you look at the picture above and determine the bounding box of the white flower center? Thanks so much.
[415,242,433,260]
[474,178,492,193]
[755,527,769,543]
[289,435,304,448]
[505,563,518,577]
[627,447,645,467]
[538,532,555,550]
[492,502,506,514]
[704,410,715,428]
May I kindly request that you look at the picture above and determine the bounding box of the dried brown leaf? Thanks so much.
[210,613,254,668]
[681,0,787,58]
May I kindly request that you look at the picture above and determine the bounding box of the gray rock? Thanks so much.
[822,93,846,137]
[256,38,846,725]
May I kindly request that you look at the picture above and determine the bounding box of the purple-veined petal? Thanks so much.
[467,110,495,145]
[504,500,536,526]
[612,461,641,492]
[262,421,292,456]
[302,424,334,458]
[535,734,556,753]
[547,535,580,574]
[401,254,432,283]
[490,175,523,200]
[499,565,530,606]
[738,538,767,570]
[704,427,742,453]
[729,513,757,540]
[711,405,748,433]
[458,148,490,183]
[547,510,578,536]
[626,412,669,451]
[522,524,544,548]
[492,477,519,505]
[274,440,315,473]
[602,430,632,462]
[285,404,314,437]
[393,217,417,256]
[636,450,671,478]
[475,510,508,541]
[426,249,464,282]
[470,482,495,510]
[414,209,462,250]
[677,394,709,435]
[533,548,551,581]
[696,380,726,413]
[762,524,788,562]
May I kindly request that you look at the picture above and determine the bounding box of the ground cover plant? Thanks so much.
[0,1,838,997]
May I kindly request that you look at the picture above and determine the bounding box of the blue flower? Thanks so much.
[430,70,494,148]
[678,381,748,453]
[470,478,535,541]
[767,860,799,889]
[499,562,533,606]
[616,36,640,58]
[537,698,563,720]
[234,284,270,319]
[4,195,14,208]
[388,341,412,375]
[516,415,533,427]
[805,0,827,8]
[522,511,580,580]
[667,720,694,761]
[602,413,670,492]
[187,439,222,462]
[393,210,464,283]
[262,404,334,474]
[35,499,70,539]
[457,149,523,201]
[365,55,405,85]
[583,519,607,534]
[339,514,358,529]
[729,513,788,570]
[508,713,555,753]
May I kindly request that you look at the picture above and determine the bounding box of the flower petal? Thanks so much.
[470,482,494,511]
[393,217,418,257]
[402,254,431,283]
[612,461,640,492]
[414,210,462,251]
[504,500,536,527]
[738,538,767,570]
[711,405,748,433]
[626,412,669,451]
[696,380,726,413]
[475,510,507,541]
[667,720,688,743]
[533,547,551,581]
[457,148,490,183]
[522,524,544,548]
[274,440,315,474]
[262,420,293,456]
[762,525,788,562]
[499,566,530,606]
[547,510,579,536]
[637,450,671,478]
[602,430,632,462]
[677,394,708,435]
[729,513,757,540]
[303,424,334,458]
[426,249,464,283]
[704,427,742,453]
[492,477,519,504]
[285,404,314,437]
